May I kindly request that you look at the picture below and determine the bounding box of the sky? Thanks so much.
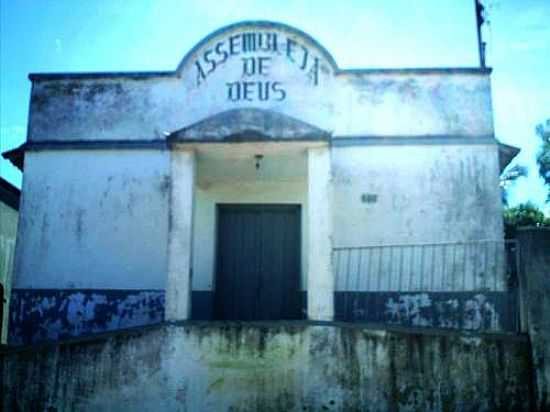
[0,0,549,212]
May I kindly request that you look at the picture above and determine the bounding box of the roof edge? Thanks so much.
[28,67,492,82]
[0,177,21,210]
[28,71,175,81]
[498,141,521,174]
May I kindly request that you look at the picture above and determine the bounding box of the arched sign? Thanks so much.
[177,22,336,105]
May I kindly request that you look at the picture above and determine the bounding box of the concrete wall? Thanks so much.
[11,22,506,342]
[517,228,550,411]
[14,150,169,289]
[332,144,502,246]
[27,72,493,142]
[27,23,493,142]
[9,149,170,344]
[10,141,510,342]
[1,322,532,412]
[0,200,18,343]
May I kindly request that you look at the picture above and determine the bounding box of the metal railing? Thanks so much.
[332,240,520,331]
[334,240,516,293]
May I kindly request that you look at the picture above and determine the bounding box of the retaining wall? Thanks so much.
[1,322,532,412]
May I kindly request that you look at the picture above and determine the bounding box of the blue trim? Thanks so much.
[334,291,518,332]
[9,289,515,345]
[9,289,165,345]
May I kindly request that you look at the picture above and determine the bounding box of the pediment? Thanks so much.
[168,108,331,142]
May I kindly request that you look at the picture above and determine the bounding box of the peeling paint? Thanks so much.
[8,289,165,345]
[335,292,514,332]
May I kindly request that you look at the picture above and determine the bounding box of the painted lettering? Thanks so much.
[241,56,271,77]
[229,35,241,55]
[258,81,269,101]
[259,33,278,52]
[226,82,240,101]
[215,41,228,65]
[258,57,270,76]
[307,57,320,86]
[225,81,287,102]
[195,60,207,86]
[286,38,297,63]
[272,81,286,101]
[242,33,257,52]
[194,30,323,95]
[299,45,308,70]
[243,81,255,101]
[242,57,256,77]
[204,49,216,74]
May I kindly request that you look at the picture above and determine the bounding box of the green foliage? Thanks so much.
[536,119,550,202]
[504,202,550,238]
[500,164,528,205]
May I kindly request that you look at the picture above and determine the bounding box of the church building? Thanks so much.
[4,21,518,345]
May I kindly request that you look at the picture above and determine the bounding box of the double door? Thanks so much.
[214,204,302,321]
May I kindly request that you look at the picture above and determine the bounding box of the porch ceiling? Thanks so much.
[194,141,323,186]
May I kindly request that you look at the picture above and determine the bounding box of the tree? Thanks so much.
[536,119,550,202]
[503,202,550,238]
[500,164,528,206]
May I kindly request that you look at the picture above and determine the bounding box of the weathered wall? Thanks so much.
[13,150,169,289]
[27,23,494,142]
[517,228,550,411]
[0,200,18,343]
[334,292,517,332]
[27,73,493,142]
[8,289,165,346]
[12,21,505,342]
[11,141,511,343]
[332,144,503,247]
[1,322,532,412]
[9,149,170,344]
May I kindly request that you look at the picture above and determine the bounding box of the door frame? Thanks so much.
[214,203,302,320]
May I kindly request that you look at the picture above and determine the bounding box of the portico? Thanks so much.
[165,108,334,321]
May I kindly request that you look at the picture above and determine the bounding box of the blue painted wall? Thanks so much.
[9,289,165,345]
[9,289,518,345]
[334,291,518,332]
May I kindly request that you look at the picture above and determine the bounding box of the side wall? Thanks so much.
[1,323,532,412]
[332,143,503,247]
[9,150,170,345]
[331,142,514,331]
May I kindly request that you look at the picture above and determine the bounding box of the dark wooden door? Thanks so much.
[214,204,301,321]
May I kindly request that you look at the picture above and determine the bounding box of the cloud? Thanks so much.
[55,38,62,53]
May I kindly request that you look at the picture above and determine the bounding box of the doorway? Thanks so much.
[214,204,302,320]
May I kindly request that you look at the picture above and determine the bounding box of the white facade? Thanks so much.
[7,22,514,344]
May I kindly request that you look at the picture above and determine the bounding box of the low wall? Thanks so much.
[2,322,532,411]
[517,227,550,411]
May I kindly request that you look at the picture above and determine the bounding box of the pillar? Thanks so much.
[166,149,195,321]
[307,146,334,321]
